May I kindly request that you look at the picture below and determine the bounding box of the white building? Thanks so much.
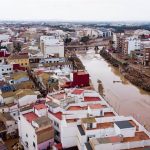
[98,28,112,38]
[76,28,99,38]
[14,93,38,107]
[40,36,64,58]
[0,34,10,42]
[46,88,150,150]
[134,29,150,36]
[0,64,13,77]
[18,103,54,150]
[0,112,18,138]
[125,36,141,54]
[47,89,116,149]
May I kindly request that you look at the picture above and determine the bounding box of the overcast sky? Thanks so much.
[0,0,150,21]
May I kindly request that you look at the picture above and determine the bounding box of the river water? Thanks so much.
[78,49,150,130]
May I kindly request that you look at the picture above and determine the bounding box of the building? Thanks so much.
[0,64,13,77]
[82,118,150,150]
[40,36,64,58]
[1,42,14,52]
[8,53,29,67]
[47,88,115,149]
[11,72,29,84]
[13,89,38,107]
[123,36,141,55]
[113,33,125,52]
[143,47,150,66]
[0,34,10,42]
[64,71,89,88]
[98,28,112,38]
[18,103,54,150]
[0,112,17,140]
[46,88,150,150]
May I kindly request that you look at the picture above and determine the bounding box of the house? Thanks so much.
[14,89,38,107]
[11,72,29,84]
[0,64,13,77]
[0,112,17,140]
[18,103,54,150]
[8,53,29,67]
[0,81,15,93]
[65,71,89,88]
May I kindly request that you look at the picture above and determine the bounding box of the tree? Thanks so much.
[64,37,72,45]
[14,42,22,52]
[80,36,89,43]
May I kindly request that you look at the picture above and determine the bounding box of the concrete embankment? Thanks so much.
[100,50,150,92]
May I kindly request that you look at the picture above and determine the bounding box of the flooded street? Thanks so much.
[78,49,150,130]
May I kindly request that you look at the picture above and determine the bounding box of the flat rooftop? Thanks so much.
[67,106,87,111]
[123,131,150,143]
[51,93,66,100]
[49,111,62,120]
[23,112,38,123]
[84,96,101,102]
[115,120,134,129]
[88,104,104,109]
[71,89,84,95]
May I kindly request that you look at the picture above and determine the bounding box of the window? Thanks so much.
[33,142,35,148]
[25,141,28,148]
[87,123,93,129]
[54,121,59,128]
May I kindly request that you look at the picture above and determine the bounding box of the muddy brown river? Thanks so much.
[78,49,150,130]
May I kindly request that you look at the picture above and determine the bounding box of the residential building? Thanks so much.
[47,88,115,149]
[113,33,125,52]
[82,118,150,150]
[40,36,64,58]
[18,103,54,150]
[11,72,29,84]
[143,47,150,66]
[123,36,141,55]
[46,88,150,150]
[8,53,29,67]
[64,70,89,88]
[98,28,112,38]
[0,112,17,140]
[0,64,13,77]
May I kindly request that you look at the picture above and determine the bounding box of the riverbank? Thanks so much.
[100,50,150,92]
[68,55,85,70]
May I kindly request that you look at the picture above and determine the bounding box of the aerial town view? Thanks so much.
[0,0,150,150]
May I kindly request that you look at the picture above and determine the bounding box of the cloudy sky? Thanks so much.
[0,0,150,21]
